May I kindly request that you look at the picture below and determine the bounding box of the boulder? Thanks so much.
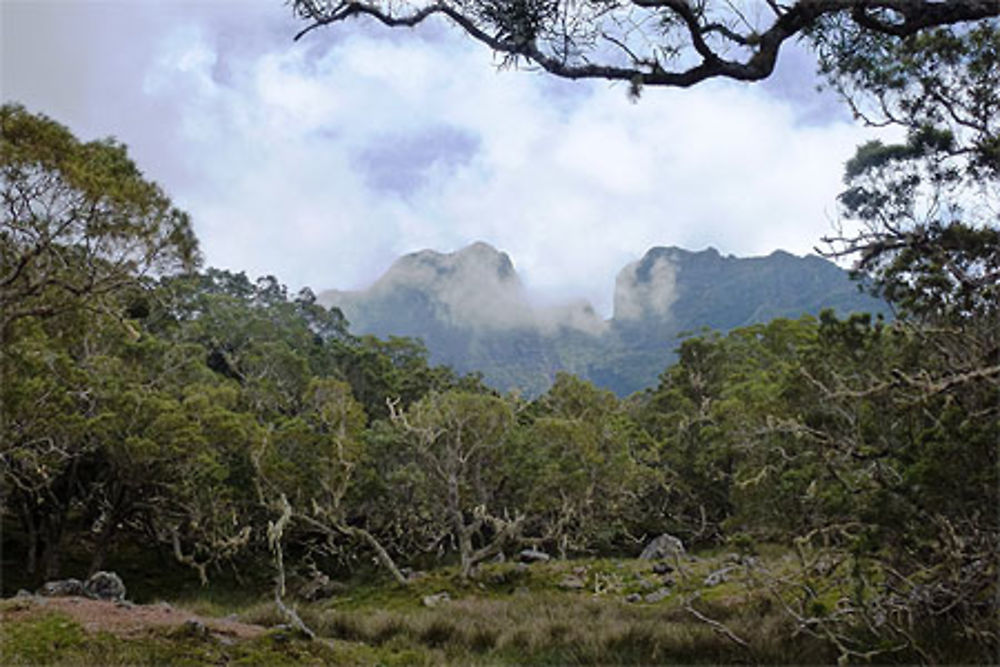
[179,619,210,638]
[644,587,672,603]
[518,548,551,563]
[636,577,657,591]
[84,571,126,601]
[422,592,451,607]
[38,578,86,597]
[639,534,685,560]
[651,561,674,575]
[703,567,736,587]
[297,571,347,601]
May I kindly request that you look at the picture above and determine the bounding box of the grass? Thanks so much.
[0,604,433,666]
[6,547,979,664]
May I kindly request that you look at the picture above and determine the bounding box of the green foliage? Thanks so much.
[815,20,999,324]
[0,104,199,335]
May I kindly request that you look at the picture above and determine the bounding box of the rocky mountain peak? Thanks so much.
[379,241,520,292]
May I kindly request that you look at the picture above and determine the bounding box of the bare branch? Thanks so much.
[291,1,1000,89]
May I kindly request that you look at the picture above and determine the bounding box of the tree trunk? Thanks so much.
[21,499,38,576]
[447,471,474,578]
[345,525,409,585]
[88,521,117,575]
[41,519,63,580]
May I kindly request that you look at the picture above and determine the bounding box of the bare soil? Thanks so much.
[1,595,267,640]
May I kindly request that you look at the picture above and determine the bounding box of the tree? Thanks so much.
[1,104,199,337]
[253,377,410,585]
[513,373,648,556]
[291,1,999,94]
[817,19,1000,323]
[387,390,522,578]
[1,105,201,581]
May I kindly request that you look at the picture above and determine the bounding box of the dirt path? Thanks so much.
[2,595,267,640]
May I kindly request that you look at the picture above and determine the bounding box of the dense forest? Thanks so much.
[2,4,999,664]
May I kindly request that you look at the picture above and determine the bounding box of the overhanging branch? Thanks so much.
[291,1,1000,89]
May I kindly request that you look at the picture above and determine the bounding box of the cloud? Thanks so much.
[355,125,480,198]
[614,254,679,321]
[2,1,889,319]
[372,243,535,330]
[336,242,608,334]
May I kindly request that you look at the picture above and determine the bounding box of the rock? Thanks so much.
[703,567,736,587]
[298,572,346,601]
[489,571,512,586]
[639,534,686,561]
[84,571,126,601]
[651,561,674,575]
[180,619,210,638]
[624,593,642,603]
[572,566,588,576]
[644,587,671,603]
[38,578,86,597]
[268,625,295,643]
[16,589,34,598]
[660,575,676,587]
[422,592,451,607]
[518,548,551,563]
[637,577,657,591]
[558,575,586,590]
[493,551,506,563]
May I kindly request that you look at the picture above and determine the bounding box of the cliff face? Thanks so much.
[319,243,886,396]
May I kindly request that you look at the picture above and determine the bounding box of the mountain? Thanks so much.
[318,242,886,396]
[591,246,887,393]
[319,243,606,395]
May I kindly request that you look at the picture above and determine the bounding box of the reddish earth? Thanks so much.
[1,595,267,640]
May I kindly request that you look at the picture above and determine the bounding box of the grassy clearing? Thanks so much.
[6,549,941,664]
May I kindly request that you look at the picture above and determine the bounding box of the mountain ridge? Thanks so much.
[318,242,886,395]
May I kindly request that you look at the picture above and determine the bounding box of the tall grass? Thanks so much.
[261,593,837,664]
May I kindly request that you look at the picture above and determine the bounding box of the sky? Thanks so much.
[1,0,887,317]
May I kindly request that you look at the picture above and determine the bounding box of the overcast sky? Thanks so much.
[2,0,886,317]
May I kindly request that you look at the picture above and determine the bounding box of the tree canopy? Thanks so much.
[0,104,200,338]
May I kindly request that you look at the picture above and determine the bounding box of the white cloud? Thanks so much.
[3,0,888,318]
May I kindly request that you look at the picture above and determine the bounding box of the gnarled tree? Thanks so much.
[291,1,999,94]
